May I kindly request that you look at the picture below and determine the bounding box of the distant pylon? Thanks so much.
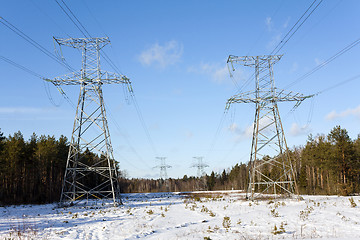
[46,37,131,206]
[191,157,209,177]
[226,55,313,200]
[154,157,171,180]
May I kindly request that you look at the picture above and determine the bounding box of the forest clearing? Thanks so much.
[1,191,360,240]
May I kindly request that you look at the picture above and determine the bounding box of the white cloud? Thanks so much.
[172,88,183,96]
[228,118,273,142]
[0,107,70,121]
[282,17,291,29]
[228,122,248,142]
[326,111,337,120]
[314,58,323,66]
[265,17,291,51]
[289,123,311,136]
[290,62,298,73]
[149,123,160,131]
[213,65,229,83]
[228,123,238,132]
[230,120,311,144]
[0,107,47,114]
[267,33,282,50]
[326,105,360,120]
[243,124,254,139]
[185,130,193,139]
[188,62,230,83]
[138,40,183,68]
[228,123,250,137]
[265,17,273,31]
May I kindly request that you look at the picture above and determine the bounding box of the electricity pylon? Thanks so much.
[191,157,209,191]
[191,157,209,177]
[46,37,131,206]
[226,55,313,200]
[154,157,171,180]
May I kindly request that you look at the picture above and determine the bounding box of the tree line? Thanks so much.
[0,130,68,204]
[0,125,359,205]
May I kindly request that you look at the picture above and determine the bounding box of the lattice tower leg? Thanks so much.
[60,83,121,206]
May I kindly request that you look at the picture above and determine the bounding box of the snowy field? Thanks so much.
[1,191,360,240]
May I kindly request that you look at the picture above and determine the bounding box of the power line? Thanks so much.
[112,148,144,171]
[0,54,76,108]
[0,17,77,107]
[0,17,75,72]
[315,74,360,96]
[79,0,126,75]
[80,0,109,38]
[246,0,285,56]
[29,0,72,38]
[281,74,360,134]
[270,0,317,54]
[285,73,360,131]
[0,55,45,79]
[104,102,152,169]
[43,80,63,107]
[230,1,323,96]
[0,54,63,107]
[54,0,89,38]
[129,90,159,156]
[60,0,92,37]
[284,37,360,90]
[289,0,343,48]
[79,0,125,75]
[205,110,227,159]
[270,0,323,55]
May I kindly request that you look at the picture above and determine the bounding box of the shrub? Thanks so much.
[272,223,285,235]
[270,208,279,217]
[209,211,216,217]
[222,216,231,229]
[349,197,357,208]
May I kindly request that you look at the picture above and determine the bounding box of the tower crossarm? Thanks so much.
[45,71,130,86]
[54,37,110,49]
[226,89,314,110]
[190,163,209,168]
[153,164,172,169]
[226,91,258,107]
[273,89,314,105]
[227,55,282,69]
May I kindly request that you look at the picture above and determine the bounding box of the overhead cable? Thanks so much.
[0,17,75,72]
[270,0,323,55]
[285,37,360,90]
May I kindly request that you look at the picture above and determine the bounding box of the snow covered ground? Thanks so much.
[1,191,360,239]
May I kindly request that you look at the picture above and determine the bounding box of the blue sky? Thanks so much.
[1,0,360,179]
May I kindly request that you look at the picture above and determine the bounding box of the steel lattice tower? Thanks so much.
[154,157,171,180]
[226,55,312,200]
[46,37,130,206]
[191,157,209,191]
[191,157,209,178]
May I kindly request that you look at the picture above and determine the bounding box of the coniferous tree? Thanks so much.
[328,126,355,195]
